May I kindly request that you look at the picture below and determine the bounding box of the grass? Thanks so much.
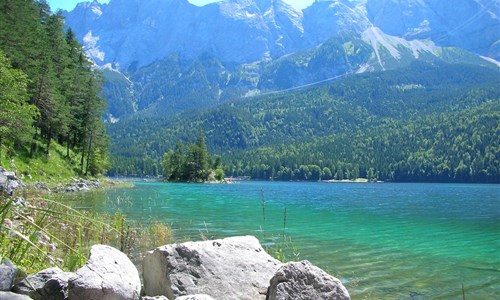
[0,186,173,274]
[0,140,84,185]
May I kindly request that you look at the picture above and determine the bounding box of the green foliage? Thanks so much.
[0,0,109,177]
[0,190,175,273]
[0,51,38,154]
[268,235,301,263]
[162,130,224,182]
[108,61,499,183]
[0,195,119,272]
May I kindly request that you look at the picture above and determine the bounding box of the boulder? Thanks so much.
[0,259,17,291]
[175,295,215,300]
[12,267,74,300]
[266,260,350,300]
[0,291,32,300]
[32,182,49,191]
[143,236,282,300]
[0,168,20,196]
[144,296,214,300]
[67,245,141,300]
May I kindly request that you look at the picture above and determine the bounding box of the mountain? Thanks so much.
[64,0,305,71]
[63,0,499,120]
[365,0,500,60]
[107,61,500,182]
[101,27,495,119]
[64,0,499,70]
[60,0,500,182]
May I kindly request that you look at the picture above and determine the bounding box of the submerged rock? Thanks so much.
[143,236,282,300]
[267,260,350,300]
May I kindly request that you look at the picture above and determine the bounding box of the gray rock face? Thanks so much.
[303,0,370,45]
[64,0,304,70]
[67,245,141,300]
[143,235,282,300]
[0,291,32,300]
[0,259,17,291]
[267,260,350,300]
[13,267,74,300]
[365,0,500,60]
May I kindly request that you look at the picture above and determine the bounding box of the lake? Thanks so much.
[62,181,500,299]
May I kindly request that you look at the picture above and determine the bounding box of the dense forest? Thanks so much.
[108,61,500,183]
[0,0,109,176]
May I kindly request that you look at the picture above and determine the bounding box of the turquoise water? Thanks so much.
[64,181,500,299]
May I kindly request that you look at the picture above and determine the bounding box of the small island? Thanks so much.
[162,129,225,183]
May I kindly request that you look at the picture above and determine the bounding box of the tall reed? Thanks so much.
[0,192,172,273]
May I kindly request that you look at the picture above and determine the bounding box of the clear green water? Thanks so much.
[63,181,500,299]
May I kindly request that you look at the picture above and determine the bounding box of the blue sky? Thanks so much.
[47,0,315,12]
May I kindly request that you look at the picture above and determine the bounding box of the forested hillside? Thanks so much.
[0,0,109,178]
[108,61,500,183]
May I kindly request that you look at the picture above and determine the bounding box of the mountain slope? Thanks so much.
[64,0,305,70]
[100,28,496,118]
[365,0,500,60]
[107,61,500,182]
[65,0,500,70]
[64,0,499,119]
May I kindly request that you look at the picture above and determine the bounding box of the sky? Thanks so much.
[47,0,316,12]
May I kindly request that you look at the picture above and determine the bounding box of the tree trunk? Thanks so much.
[80,142,85,174]
[45,128,52,155]
[85,134,92,176]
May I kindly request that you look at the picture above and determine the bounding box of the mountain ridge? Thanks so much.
[62,0,499,120]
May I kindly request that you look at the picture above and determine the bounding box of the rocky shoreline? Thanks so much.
[0,166,103,196]
[0,236,350,300]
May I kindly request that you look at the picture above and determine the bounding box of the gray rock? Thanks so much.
[3,171,17,181]
[0,169,20,196]
[142,297,169,300]
[0,291,32,300]
[175,295,215,300]
[67,245,141,300]
[267,260,350,300]
[143,236,282,300]
[12,198,28,207]
[12,267,74,300]
[32,182,49,191]
[0,259,17,291]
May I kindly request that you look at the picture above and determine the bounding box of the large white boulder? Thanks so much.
[67,245,141,300]
[143,236,282,300]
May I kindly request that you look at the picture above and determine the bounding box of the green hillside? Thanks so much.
[0,0,109,181]
[107,61,500,183]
